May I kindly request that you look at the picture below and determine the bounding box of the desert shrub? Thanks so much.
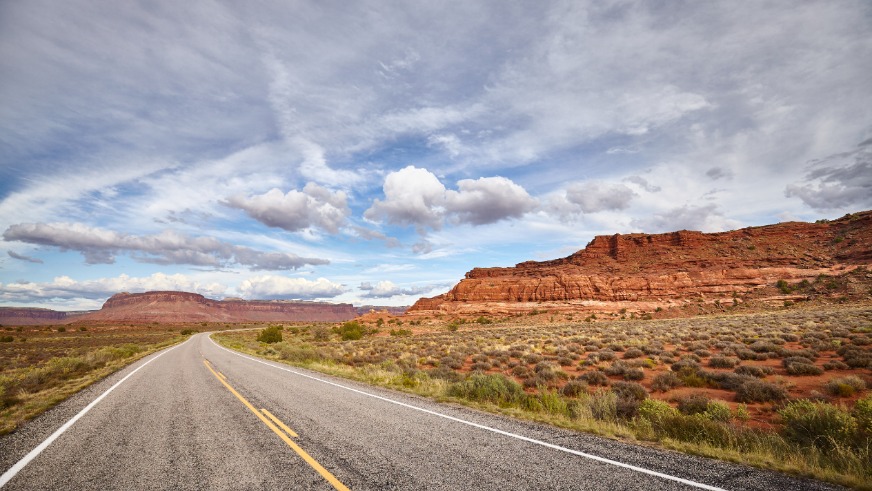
[671,358,701,373]
[447,373,524,406]
[440,356,463,369]
[855,395,872,435]
[779,400,857,450]
[651,372,682,392]
[0,336,13,343]
[512,365,532,378]
[311,326,331,341]
[734,365,774,378]
[276,343,323,363]
[335,321,365,341]
[524,353,543,364]
[704,401,732,422]
[694,349,712,358]
[708,356,738,368]
[736,349,759,360]
[427,367,464,383]
[638,398,678,425]
[786,363,824,376]
[256,326,283,344]
[470,362,492,371]
[823,360,849,370]
[825,376,867,397]
[677,393,711,416]
[597,350,616,361]
[623,348,644,359]
[604,361,627,376]
[389,329,412,337]
[179,329,197,336]
[624,368,645,381]
[589,389,617,421]
[612,381,647,419]
[560,379,589,398]
[578,370,610,386]
[557,356,574,366]
[782,356,814,367]
[843,351,872,369]
[736,379,788,403]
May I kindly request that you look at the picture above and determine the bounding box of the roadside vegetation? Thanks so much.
[215,306,872,489]
[0,324,191,435]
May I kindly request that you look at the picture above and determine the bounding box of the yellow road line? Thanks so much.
[217,370,227,380]
[261,408,299,438]
[202,359,349,491]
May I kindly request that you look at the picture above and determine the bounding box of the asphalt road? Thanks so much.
[0,333,846,490]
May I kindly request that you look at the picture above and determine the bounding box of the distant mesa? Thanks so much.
[0,291,406,325]
[408,210,872,317]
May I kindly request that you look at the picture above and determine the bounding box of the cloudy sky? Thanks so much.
[1,1,871,310]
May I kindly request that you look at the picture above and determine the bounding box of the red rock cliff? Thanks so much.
[409,211,872,316]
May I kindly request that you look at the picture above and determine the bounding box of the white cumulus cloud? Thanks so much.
[224,183,350,233]
[365,166,536,232]
[237,275,346,300]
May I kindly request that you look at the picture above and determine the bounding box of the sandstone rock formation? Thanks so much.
[0,307,72,325]
[409,211,872,317]
[0,291,359,325]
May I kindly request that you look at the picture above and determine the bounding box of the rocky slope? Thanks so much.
[409,211,872,317]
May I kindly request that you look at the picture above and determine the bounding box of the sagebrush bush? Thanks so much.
[560,379,588,398]
[708,356,738,368]
[578,370,610,386]
[651,372,682,392]
[677,393,711,416]
[447,373,524,406]
[734,365,773,378]
[786,362,824,376]
[825,376,866,397]
[779,400,858,450]
[256,326,283,344]
[736,379,788,403]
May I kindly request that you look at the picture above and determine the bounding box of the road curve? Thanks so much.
[0,333,845,490]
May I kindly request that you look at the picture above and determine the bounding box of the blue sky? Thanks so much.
[1,1,871,310]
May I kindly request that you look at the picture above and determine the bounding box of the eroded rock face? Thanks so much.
[409,211,872,316]
[90,291,358,323]
[0,308,69,325]
[0,292,359,325]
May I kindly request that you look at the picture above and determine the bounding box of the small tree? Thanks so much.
[257,326,283,344]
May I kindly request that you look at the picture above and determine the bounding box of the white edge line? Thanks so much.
[0,338,189,488]
[209,336,729,491]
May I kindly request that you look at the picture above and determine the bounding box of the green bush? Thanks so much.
[779,400,857,450]
[855,395,872,435]
[588,389,617,421]
[334,321,365,341]
[180,329,197,336]
[256,326,283,344]
[389,328,412,337]
[704,401,732,422]
[638,398,678,424]
[447,373,524,406]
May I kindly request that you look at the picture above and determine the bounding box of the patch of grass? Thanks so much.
[0,327,185,435]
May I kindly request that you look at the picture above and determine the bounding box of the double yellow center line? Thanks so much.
[203,359,349,491]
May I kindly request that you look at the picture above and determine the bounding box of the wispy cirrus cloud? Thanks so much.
[3,222,328,270]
